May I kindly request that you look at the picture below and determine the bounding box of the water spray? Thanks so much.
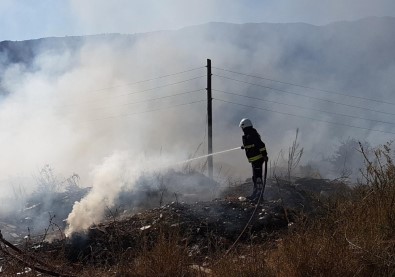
[172,147,241,166]
[65,147,242,235]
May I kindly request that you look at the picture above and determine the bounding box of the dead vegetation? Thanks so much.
[0,143,394,276]
[268,142,395,276]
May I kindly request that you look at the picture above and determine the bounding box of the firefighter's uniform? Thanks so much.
[240,118,268,199]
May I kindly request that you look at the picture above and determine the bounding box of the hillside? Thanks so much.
[2,16,395,97]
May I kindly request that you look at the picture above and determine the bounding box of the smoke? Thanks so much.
[1,16,395,235]
[65,151,135,235]
[0,37,204,235]
[65,149,228,236]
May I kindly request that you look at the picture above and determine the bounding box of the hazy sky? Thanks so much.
[1,0,395,41]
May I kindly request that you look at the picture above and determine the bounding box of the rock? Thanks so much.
[140,225,151,231]
[238,196,247,202]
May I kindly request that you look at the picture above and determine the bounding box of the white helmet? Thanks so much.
[239,118,252,129]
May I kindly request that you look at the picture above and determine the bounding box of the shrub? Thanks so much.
[268,142,395,276]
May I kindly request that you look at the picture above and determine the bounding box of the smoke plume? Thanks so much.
[1,17,395,234]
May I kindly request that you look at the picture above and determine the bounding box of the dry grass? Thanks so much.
[1,144,394,276]
[267,143,395,276]
[130,230,190,276]
[211,245,273,277]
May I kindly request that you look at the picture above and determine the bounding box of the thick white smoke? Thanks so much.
[65,152,130,235]
[64,151,173,235]
[1,16,395,235]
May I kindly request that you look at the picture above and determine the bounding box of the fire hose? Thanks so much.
[224,159,267,256]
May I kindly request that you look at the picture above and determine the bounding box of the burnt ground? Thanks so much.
[0,177,349,273]
[65,196,292,265]
[56,177,341,264]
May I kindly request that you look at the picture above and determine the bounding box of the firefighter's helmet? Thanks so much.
[239,118,252,129]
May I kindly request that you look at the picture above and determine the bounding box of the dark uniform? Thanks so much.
[242,126,268,198]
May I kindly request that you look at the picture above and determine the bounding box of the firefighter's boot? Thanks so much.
[247,186,258,200]
[254,178,263,200]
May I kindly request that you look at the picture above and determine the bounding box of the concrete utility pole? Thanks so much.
[207,59,213,179]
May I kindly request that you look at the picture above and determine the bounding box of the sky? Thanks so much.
[1,0,395,41]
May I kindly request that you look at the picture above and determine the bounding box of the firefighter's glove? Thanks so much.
[241,146,245,150]
[263,156,269,162]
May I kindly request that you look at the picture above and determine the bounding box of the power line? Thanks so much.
[6,74,205,108]
[75,66,205,94]
[59,75,206,108]
[14,89,205,122]
[85,99,206,122]
[213,89,395,126]
[60,89,204,113]
[2,99,206,132]
[214,98,395,135]
[213,66,395,106]
[214,74,395,117]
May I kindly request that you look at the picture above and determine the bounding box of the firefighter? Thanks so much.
[239,118,268,200]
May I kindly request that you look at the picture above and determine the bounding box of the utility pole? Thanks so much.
[207,59,213,180]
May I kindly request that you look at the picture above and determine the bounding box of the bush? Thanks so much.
[268,142,395,276]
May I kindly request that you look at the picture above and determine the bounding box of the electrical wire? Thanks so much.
[85,99,206,122]
[1,99,206,131]
[213,74,395,117]
[214,98,395,135]
[10,90,205,128]
[59,89,205,113]
[213,89,395,126]
[5,75,205,108]
[74,66,205,94]
[60,75,206,108]
[0,67,204,88]
[213,66,395,106]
